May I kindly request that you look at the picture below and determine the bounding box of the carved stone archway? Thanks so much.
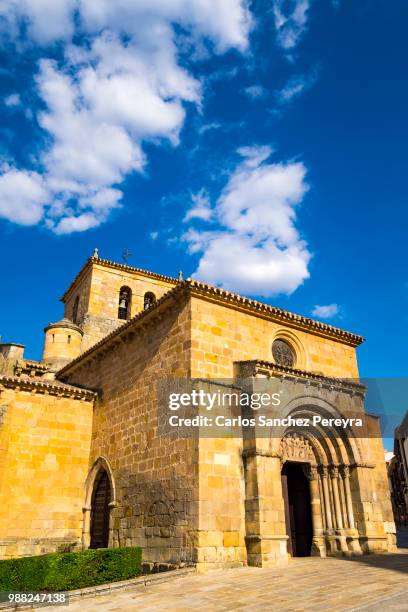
[279,432,361,558]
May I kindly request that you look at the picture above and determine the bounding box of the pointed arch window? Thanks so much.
[118,286,132,320]
[144,291,156,310]
[72,295,79,324]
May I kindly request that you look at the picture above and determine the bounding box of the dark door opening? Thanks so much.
[90,470,111,549]
[281,462,313,557]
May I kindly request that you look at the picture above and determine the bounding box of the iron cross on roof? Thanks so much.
[122,248,132,264]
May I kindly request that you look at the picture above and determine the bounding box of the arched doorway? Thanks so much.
[90,470,111,549]
[281,462,313,556]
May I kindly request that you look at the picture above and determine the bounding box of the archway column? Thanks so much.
[330,466,349,553]
[341,466,355,529]
[340,466,362,554]
[330,466,343,529]
[305,465,326,557]
[319,466,333,530]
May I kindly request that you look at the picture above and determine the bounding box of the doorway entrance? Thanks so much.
[90,470,111,549]
[281,462,313,557]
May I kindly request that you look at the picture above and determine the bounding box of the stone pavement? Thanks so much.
[34,549,408,612]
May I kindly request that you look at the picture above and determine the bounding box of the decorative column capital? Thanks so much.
[341,465,350,479]
[329,466,339,479]
[318,465,328,478]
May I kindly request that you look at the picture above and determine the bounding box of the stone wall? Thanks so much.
[189,297,360,379]
[61,294,198,567]
[0,382,94,559]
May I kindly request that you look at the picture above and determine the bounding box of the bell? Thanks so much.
[119,298,127,309]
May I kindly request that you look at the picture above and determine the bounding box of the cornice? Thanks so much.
[0,375,96,400]
[235,359,366,394]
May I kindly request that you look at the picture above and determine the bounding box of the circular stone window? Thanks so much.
[272,339,295,368]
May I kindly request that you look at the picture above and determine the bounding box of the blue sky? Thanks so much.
[0,0,407,392]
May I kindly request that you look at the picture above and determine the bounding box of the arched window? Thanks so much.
[90,470,111,549]
[72,295,79,324]
[118,286,132,320]
[144,291,156,310]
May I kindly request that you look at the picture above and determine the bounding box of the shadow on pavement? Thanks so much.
[330,528,408,575]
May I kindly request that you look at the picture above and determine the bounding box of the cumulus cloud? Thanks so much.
[184,145,311,296]
[272,0,310,52]
[0,0,251,232]
[0,167,49,225]
[311,304,339,319]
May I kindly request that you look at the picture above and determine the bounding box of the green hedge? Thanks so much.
[0,547,142,592]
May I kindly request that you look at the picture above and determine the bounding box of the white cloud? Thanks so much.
[52,212,102,235]
[272,0,310,52]
[237,144,274,168]
[4,93,21,107]
[150,231,159,241]
[244,84,266,99]
[311,304,339,319]
[198,121,222,135]
[183,189,213,222]
[184,145,311,296]
[0,0,251,232]
[275,70,318,107]
[0,167,49,225]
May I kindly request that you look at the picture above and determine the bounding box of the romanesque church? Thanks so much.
[0,254,395,570]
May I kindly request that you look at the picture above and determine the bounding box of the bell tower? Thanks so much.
[59,252,177,353]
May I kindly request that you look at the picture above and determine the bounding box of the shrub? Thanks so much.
[0,547,142,592]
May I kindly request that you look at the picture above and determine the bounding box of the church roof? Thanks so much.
[57,278,364,379]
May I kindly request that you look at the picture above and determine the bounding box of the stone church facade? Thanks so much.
[0,255,395,570]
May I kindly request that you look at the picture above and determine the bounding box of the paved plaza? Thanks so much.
[36,546,408,612]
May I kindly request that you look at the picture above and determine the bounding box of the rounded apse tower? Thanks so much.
[42,318,83,372]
